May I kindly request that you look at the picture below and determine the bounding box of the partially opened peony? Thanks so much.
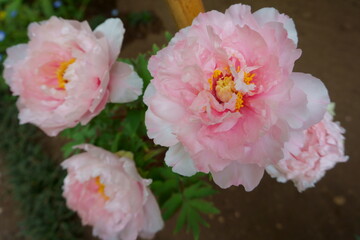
[266,112,348,192]
[144,4,330,191]
[3,17,143,136]
[62,144,164,240]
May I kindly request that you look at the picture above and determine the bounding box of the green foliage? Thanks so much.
[126,11,153,27]
[356,235,360,240]
[0,88,84,240]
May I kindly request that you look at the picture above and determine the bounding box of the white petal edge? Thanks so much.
[94,18,125,63]
[211,162,264,191]
[139,193,164,239]
[253,7,298,45]
[145,109,179,147]
[165,143,197,177]
[109,61,143,103]
[292,72,330,129]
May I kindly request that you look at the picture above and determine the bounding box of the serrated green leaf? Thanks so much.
[184,182,217,199]
[187,209,201,240]
[162,193,182,220]
[175,203,188,233]
[152,44,160,54]
[189,199,220,214]
[164,31,173,42]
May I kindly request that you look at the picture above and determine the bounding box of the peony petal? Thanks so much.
[108,61,143,103]
[253,7,298,45]
[145,109,178,147]
[165,143,197,176]
[94,18,125,63]
[211,162,264,191]
[292,72,330,129]
[140,193,164,239]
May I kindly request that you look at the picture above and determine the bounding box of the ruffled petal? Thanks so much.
[253,7,298,45]
[211,162,264,191]
[292,72,330,129]
[94,18,125,63]
[108,61,143,103]
[145,109,178,147]
[165,143,197,176]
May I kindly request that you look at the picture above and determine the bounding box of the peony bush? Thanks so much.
[0,2,348,240]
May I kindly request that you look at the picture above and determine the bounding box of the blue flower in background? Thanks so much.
[10,10,18,18]
[0,54,3,62]
[111,9,119,17]
[53,0,62,9]
[0,31,6,42]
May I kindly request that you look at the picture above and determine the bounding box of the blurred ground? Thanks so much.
[1,0,359,239]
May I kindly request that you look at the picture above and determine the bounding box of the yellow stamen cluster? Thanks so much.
[215,76,235,103]
[244,72,255,85]
[56,58,75,89]
[208,66,256,111]
[95,176,110,201]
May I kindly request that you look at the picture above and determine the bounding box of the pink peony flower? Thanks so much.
[62,144,164,240]
[144,4,330,191]
[266,112,348,192]
[3,17,143,136]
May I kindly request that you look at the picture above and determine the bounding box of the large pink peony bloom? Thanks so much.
[144,4,330,191]
[62,144,164,240]
[266,112,348,192]
[3,17,143,136]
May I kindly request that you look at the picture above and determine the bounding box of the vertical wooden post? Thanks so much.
[166,0,205,29]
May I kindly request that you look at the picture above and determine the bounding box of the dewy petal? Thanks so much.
[108,61,143,103]
[253,7,298,45]
[292,72,330,129]
[145,109,178,147]
[3,44,28,93]
[165,143,197,177]
[140,193,165,239]
[211,162,264,191]
[94,18,125,63]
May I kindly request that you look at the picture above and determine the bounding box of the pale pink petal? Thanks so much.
[94,18,125,63]
[253,7,298,45]
[145,109,178,147]
[165,143,197,176]
[108,61,143,103]
[140,193,165,239]
[211,162,265,191]
[292,72,330,129]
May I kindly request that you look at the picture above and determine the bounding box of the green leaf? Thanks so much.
[162,193,182,220]
[189,199,220,214]
[164,31,173,42]
[40,0,54,17]
[187,209,201,240]
[175,204,188,233]
[184,182,217,199]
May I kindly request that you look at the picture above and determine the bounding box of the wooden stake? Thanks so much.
[166,0,205,29]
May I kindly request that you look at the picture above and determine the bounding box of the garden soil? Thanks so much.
[1,0,359,239]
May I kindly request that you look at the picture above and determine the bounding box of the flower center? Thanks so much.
[94,176,110,201]
[56,58,75,89]
[209,67,255,111]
